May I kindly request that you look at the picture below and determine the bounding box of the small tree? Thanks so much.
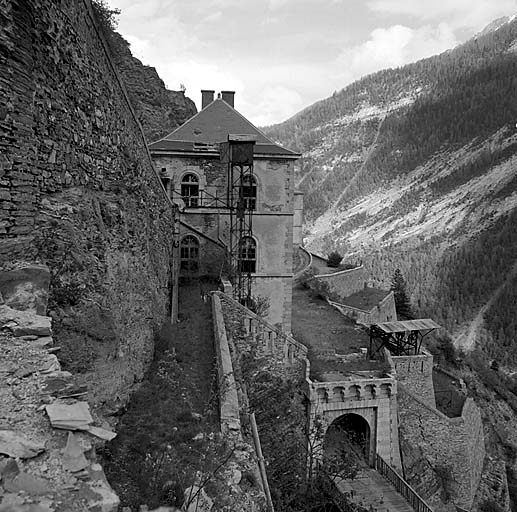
[390,269,413,319]
[326,251,343,268]
[247,295,270,318]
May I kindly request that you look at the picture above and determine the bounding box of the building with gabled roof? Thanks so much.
[149,90,301,331]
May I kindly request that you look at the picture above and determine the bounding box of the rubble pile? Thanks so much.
[0,264,118,511]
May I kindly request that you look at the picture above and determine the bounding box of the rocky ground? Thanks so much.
[0,329,119,512]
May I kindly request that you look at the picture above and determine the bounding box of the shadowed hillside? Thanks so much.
[264,17,517,362]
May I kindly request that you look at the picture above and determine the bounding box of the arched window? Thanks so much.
[181,173,199,207]
[239,236,256,273]
[180,235,199,272]
[241,175,257,210]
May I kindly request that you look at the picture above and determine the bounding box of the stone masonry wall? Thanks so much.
[391,352,436,407]
[330,291,396,326]
[218,291,307,381]
[308,265,367,301]
[399,387,485,511]
[462,397,486,502]
[0,0,176,406]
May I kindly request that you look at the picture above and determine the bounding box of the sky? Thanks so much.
[106,0,517,126]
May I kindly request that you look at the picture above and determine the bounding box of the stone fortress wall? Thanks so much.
[214,287,486,512]
[384,349,485,511]
[329,290,396,325]
[307,263,397,325]
[0,0,175,404]
[390,351,436,407]
[309,264,368,299]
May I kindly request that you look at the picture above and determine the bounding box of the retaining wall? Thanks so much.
[398,386,485,511]
[391,351,436,407]
[0,0,175,404]
[307,265,367,300]
[216,291,308,380]
[329,291,396,325]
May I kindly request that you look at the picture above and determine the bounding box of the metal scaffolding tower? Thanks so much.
[220,134,256,306]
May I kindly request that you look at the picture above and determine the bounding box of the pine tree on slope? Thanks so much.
[391,268,413,320]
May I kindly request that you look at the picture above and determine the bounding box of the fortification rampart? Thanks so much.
[380,348,485,510]
[305,368,402,470]
[216,291,307,379]
[398,385,485,511]
[390,351,436,407]
[328,290,396,325]
[0,0,175,404]
[212,291,309,509]
[307,264,367,300]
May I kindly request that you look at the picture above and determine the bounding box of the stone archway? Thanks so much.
[323,413,373,469]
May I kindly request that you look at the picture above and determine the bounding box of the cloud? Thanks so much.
[334,23,457,85]
[367,0,516,30]
[108,0,516,125]
[242,86,304,126]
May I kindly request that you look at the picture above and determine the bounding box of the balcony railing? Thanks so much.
[170,189,228,209]
[169,189,257,210]
[375,454,433,512]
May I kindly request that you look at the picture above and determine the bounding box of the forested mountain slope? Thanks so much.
[265,17,517,364]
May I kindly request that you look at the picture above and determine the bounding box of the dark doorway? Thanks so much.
[324,413,371,471]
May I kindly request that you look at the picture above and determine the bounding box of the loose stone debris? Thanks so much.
[0,289,119,511]
[0,432,45,460]
[44,402,93,431]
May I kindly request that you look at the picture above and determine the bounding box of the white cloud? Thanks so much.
[243,86,304,126]
[334,23,457,85]
[367,0,516,31]
[107,0,516,125]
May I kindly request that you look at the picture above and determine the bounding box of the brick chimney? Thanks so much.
[221,91,235,108]
[201,90,215,109]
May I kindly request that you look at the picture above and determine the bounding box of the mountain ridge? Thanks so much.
[264,17,517,364]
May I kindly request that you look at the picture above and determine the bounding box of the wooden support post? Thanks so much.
[250,412,275,512]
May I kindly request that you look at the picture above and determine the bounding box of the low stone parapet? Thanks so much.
[211,293,242,440]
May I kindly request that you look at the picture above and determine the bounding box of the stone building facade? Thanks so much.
[149,91,300,330]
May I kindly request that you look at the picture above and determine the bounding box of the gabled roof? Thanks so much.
[149,99,299,158]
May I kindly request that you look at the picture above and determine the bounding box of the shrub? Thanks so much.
[326,251,343,268]
[91,0,120,30]
[247,295,270,318]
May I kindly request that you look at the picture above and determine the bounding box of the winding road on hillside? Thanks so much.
[456,260,517,352]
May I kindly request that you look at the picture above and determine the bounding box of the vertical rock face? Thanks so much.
[107,31,197,142]
[0,0,180,407]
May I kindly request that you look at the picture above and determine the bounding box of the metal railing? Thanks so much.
[168,188,257,210]
[170,188,228,209]
[375,454,433,512]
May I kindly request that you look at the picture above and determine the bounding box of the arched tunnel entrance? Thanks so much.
[323,413,372,474]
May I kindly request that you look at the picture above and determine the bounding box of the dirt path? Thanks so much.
[173,278,219,414]
[456,261,517,352]
[101,278,219,509]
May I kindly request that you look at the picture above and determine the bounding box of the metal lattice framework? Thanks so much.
[220,134,256,306]
[369,319,441,358]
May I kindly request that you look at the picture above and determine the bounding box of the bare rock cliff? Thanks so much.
[107,31,197,142]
